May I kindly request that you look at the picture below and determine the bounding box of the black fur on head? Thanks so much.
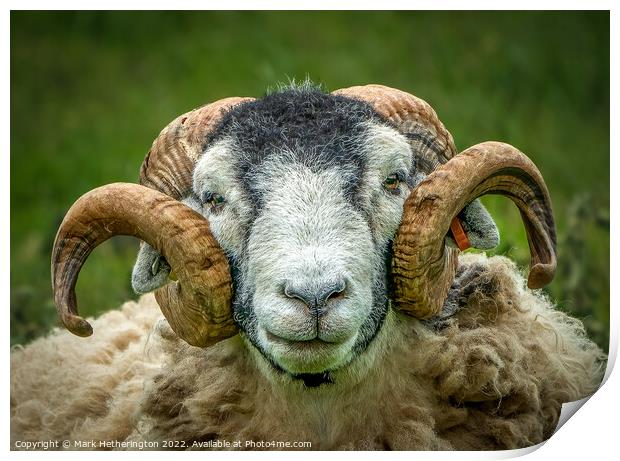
[205,83,389,210]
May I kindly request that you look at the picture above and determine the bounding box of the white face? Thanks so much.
[193,122,414,375]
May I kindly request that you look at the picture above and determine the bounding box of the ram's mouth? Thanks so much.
[261,329,356,375]
[265,331,338,350]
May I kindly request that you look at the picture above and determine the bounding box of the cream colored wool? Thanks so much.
[10,254,605,450]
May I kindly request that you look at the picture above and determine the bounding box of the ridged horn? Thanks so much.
[391,141,557,318]
[51,183,236,347]
[332,84,456,174]
[139,96,254,198]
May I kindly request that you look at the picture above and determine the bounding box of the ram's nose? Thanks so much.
[283,277,347,316]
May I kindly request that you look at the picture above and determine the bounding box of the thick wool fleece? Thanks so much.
[10,255,605,450]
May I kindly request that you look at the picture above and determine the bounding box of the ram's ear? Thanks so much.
[131,195,203,294]
[449,199,500,250]
[131,242,171,294]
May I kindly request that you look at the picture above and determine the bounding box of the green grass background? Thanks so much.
[10,11,609,349]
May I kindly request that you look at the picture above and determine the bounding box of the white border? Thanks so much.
[3,3,616,460]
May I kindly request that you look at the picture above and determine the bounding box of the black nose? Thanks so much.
[284,278,346,315]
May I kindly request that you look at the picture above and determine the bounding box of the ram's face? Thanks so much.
[192,91,416,375]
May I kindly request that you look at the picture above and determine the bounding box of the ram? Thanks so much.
[10,83,605,450]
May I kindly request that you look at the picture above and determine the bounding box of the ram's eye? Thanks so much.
[382,174,401,192]
[203,192,226,212]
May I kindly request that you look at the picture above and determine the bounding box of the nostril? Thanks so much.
[283,284,315,307]
[283,278,347,312]
[321,279,347,303]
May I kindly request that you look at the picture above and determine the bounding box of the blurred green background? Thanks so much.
[10,11,609,350]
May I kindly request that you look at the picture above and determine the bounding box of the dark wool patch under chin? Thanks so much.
[293,372,334,388]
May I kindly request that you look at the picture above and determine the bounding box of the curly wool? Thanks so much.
[10,254,605,450]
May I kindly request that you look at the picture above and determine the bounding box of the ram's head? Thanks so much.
[52,84,556,378]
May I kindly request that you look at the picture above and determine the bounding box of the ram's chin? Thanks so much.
[261,331,358,374]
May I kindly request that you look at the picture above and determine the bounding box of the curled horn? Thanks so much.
[140,96,254,198]
[332,84,457,174]
[391,142,557,318]
[51,183,236,347]
[334,85,556,318]
[52,96,253,347]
